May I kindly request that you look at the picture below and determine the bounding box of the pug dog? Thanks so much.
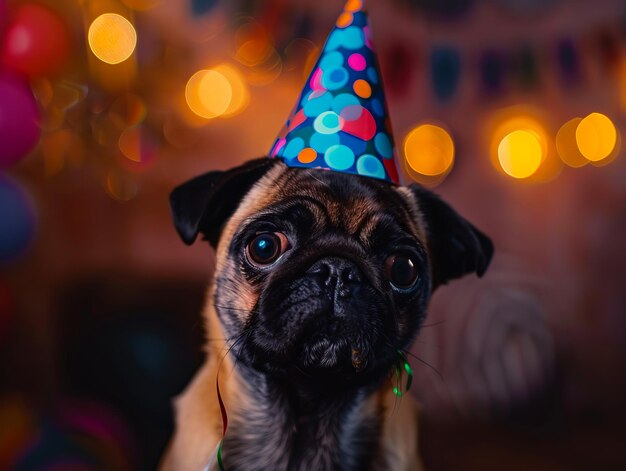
[159,157,493,471]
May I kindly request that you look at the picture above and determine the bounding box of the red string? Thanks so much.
[215,365,228,470]
[216,367,228,436]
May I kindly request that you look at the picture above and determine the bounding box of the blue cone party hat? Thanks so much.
[270,0,400,184]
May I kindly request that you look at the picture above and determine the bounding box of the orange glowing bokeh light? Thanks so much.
[88,13,137,65]
[403,124,455,178]
[556,118,589,168]
[212,64,250,118]
[498,130,543,179]
[235,22,274,68]
[575,113,618,163]
[489,111,550,180]
[185,69,233,119]
[185,64,249,120]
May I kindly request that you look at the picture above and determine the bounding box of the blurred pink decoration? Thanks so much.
[0,72,41,168]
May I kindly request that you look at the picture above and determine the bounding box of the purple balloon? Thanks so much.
[0,72,41,168]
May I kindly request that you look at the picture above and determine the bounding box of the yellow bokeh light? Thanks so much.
[556,118,589,168]
[88,13,137,65]
[488,109,551,181]
[403,124,455,177]
[185,69,233,119]
[212,64,250,118]
[575,113,617,162]
[498,130,543,179]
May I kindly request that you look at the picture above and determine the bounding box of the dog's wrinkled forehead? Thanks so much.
[216,165,424,262]
[170,158,493,293]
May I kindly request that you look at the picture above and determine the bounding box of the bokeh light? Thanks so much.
[212,64,250,118]
[185,69,232,119]
[498,130,543,179]
[119,127,155,169]
[403,124,455,177]
[231,19,282,86]
[575,112,618,163]
[104,170,139,202]
[109,94,148,130]
[489,110,550,180]
[88,14,137,65]
[185,65,249,120]
[235,22,273,68]
[556,118,588,168]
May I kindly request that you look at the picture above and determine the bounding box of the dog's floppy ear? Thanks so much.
[170,158,279,247]
[409,184,494,288]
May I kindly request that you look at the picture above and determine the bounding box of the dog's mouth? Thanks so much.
[241,307,396,387]
[297,328,369,373]
[239,274,401,386]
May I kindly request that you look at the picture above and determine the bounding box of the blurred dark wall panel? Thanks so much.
[58,276,206,469]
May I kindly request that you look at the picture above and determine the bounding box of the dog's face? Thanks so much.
[170,158,493,391]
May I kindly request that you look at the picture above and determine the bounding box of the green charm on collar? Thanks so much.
[393,351,414,397]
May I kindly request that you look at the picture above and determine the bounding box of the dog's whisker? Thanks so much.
[401,349,444,381]
[217,329,250,377]
[305,169,332,190]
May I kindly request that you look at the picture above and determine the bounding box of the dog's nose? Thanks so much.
[308,257,362,296]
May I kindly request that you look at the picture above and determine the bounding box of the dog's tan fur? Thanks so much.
[160,163,425,470]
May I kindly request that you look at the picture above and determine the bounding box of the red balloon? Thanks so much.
[1,4,71,78]
[0,1,7,30]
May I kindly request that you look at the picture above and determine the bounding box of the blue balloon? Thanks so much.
[430,47,461,102]
[0,175,36,263]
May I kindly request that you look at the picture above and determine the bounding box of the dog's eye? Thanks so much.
[247,232,288,266]
[385,255,419,289]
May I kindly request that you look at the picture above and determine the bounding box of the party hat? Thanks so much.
[269,0,400,184]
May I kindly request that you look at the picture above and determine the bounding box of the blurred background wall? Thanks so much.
[1,0,625,469]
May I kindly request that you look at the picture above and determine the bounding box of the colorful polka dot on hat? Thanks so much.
[270,0,400,184]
